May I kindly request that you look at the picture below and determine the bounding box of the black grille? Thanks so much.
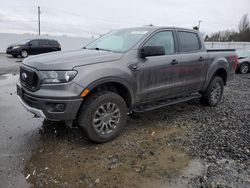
[20,67,39,90]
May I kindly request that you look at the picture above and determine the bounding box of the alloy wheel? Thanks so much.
[21,50,28,58]
[240,63,249,74]
[93,102,120,135]
[210,81,222,104]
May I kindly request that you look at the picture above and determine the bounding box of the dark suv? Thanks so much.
[6,39,61,58]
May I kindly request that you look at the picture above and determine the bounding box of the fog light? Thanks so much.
[46,103,66,112]
[55,103,66,112]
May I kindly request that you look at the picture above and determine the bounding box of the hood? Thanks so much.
[238,56,247,60]
[22,49,123,70]
[8,43,25,48]
[238,56,250,63]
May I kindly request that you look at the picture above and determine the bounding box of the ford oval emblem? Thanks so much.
[21,73,28,81]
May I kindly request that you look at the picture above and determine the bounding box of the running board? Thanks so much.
[133,93,201,113]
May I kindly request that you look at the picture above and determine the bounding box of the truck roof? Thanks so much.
[121,26,199,33]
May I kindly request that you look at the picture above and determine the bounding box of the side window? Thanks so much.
[178,31,200,52]
[39,40,49,45]
[29,40,39,47]
[49,40,58,45]
[144,31,175,54]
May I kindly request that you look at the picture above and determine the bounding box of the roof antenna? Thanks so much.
[143,24,154,26]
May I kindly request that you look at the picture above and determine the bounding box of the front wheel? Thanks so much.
[200,76,224,106]
[239,63,249,74]
[20,50,28,58]
[78,91,127,143]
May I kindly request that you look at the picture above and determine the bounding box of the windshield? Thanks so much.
[15,39,31,45]
[85,28,149,52]
[236,49,250,58]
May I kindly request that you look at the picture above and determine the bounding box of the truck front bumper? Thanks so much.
[17,81,83,121]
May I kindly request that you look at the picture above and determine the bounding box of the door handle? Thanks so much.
[128,64,140,71]
[170,59,178,65]
[199,57,205,61]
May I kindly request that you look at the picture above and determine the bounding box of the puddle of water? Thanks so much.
[158,148,190,171]
[24,120,190,187]
[0,75,8,80]
[165,159,207,188]
[166,158,250,188]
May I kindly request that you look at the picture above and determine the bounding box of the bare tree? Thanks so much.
[208,30,239,42]
[206,14,250,42]
[238,14,250,41]
[239,14,250,33]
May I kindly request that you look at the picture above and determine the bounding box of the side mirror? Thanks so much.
[140,46,165,58]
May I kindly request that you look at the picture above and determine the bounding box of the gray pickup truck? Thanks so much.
[17,26,238,142]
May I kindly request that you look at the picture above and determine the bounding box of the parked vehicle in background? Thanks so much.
[236,49,250,74]
[17,26,238,143]
[6,39,61,58]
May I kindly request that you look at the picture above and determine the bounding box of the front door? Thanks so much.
[138,30,183,102]
[28,40,40,55]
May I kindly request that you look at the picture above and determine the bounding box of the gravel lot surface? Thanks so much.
[0,54,249,188]
[168,73,250,187]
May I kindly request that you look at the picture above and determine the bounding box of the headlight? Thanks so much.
[12,46,21,49]
[39,70,77,84]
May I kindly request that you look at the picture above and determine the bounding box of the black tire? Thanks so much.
[20,50,28,58]
[78,91,127,143]
[200,76,224,106]
[239,63,249,74]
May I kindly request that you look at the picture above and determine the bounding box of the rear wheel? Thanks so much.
[78,91,127,143]
[200,76,224,106]
[239,63,249,74]
[20,50,28,58]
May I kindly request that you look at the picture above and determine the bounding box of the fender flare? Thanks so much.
[85,76,135,106]
[202,67,228,91]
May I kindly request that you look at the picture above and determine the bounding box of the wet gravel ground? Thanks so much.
[0,54,249,187]
[165,74,250,187]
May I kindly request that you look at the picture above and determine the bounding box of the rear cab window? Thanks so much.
[178,31,201,52]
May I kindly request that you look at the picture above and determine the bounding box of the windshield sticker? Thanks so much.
[130,31,148,35]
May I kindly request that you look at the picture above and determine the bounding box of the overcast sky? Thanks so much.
[0,0,249,37]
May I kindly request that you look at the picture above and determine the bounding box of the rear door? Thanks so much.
[49,40,61,52]
[176,30,208,93]
[138,30,182,101]
[38,39,50,53]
